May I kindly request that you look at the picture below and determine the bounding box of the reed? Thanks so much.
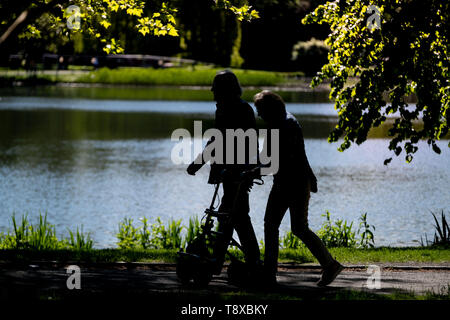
[421,210,450,247]
[0,213,93,250]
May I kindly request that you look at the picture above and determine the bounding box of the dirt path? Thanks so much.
[1,262,449,302]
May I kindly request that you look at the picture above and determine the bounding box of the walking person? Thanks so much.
[187,70,261,275]
[253,90,343,287]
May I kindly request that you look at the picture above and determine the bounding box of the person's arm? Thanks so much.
[305,157,318,193]
[187,155,204,176]
[187,109,221,175]
[246,103,260,169]
[187,136,215,175]
[294,124,318,192]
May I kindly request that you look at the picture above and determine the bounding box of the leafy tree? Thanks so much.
[240,0,329,71]
[303,0,449,163]
[175,0,241,66]
[0,0,259,54]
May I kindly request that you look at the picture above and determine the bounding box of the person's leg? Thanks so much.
[264,184,289,281]
[212,182,236,273]
[289,181,343,286]
[231,183,260,267]
[213,181,260,272]
[289,182,335,268]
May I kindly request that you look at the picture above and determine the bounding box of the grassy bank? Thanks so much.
[77,66,290,86]
[1,246,449,264]
[0,66,301,87]
[2,212,449,264]
[279,246,450,264]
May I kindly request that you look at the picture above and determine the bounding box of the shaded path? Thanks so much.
[1,262,449,302]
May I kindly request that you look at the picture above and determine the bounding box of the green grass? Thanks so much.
[0,247,448,264]
[279,246,450,264]
[1,66,293,86]
[76,66,290,86]
[1,213,448,264]
[0,248,178,263]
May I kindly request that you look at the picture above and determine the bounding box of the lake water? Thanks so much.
[0,87,449,248]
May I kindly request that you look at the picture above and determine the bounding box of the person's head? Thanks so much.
[253,90,286,125]
[211,70,242,102]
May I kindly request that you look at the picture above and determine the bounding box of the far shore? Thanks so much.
[0,66,334,92]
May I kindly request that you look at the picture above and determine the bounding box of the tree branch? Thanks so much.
[0,10,28,45]
[0,0,67,47]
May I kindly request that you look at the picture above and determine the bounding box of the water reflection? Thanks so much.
[1,97,406,143]
[0,85,332,103]
[0,94,448,248]
[0,137,448,248]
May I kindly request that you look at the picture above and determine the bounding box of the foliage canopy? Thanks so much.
[0,0,259,54]
[303,0,449,163]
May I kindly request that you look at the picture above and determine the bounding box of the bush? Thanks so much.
[318,211,357,248]
[116,217,184,250]
[358,213,376,248]
[291,38,329,76]
[280,211,375,250]
[149,217,183,250]
[0,212,377,252]
[280,231,305,249]
[116,217,140,249]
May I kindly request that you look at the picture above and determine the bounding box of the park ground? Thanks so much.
[1,260,449,317]
[1,248,449,303]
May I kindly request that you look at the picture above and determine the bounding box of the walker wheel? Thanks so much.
[176,254,194,285]
[192,261,213,287]
[227,260,249,285]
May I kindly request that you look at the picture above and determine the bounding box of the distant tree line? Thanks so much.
[1,0,329,73]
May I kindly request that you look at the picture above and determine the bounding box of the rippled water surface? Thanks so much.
[0,91,448,247]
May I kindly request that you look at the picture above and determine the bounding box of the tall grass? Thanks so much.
[116,212,376,252]
[280,231,304,249]
[68,227,94,250]
[3,211,450,257]
[116,217,140,249]
[12,213,61,250]
[358,212,376,248]
[151,217,183,249]
[184,216,202,247]
[430,210,450,246]
[317,211,357,248]
[281,211,376,249]
[421,210,450,247]
[117,217,184,250]
[0,213,93,250]
[0,212,376,252]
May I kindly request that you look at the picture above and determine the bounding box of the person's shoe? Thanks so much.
[262,274,278,288]
[317,261,344,287]
[258,266,278,289]
[249,272,277,290]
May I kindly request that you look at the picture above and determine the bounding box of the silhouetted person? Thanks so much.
[187,70,260,274]
[253,90,343,287]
